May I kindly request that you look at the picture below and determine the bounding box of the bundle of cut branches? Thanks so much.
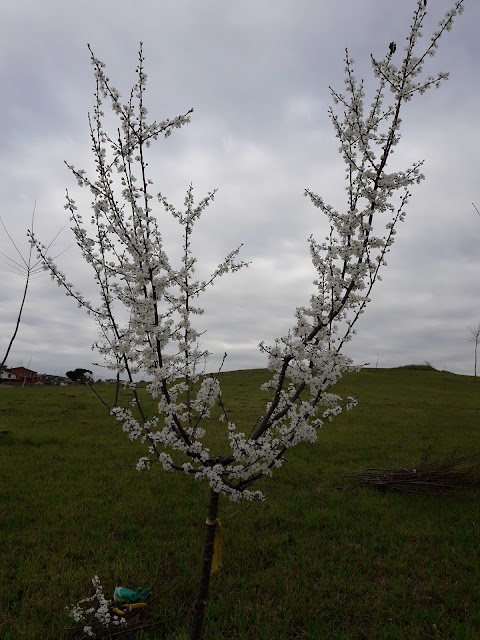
[64,586,185,640]
[346,450,480,494]
[65,611,183,640]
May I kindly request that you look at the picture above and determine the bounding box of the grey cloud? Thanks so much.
[1,0,479,379]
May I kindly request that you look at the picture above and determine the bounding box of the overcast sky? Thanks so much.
[1,0,479,380]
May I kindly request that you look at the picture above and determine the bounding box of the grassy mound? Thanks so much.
[394,363,438,371]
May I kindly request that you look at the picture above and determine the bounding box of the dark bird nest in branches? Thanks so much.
[346,449,480,495]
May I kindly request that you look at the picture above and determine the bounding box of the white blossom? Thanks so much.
[67,576,126,637]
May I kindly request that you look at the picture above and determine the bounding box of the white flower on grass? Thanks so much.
[67,576,126,637]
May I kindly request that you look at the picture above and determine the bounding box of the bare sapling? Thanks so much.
[467,323,480,380]
[0,205,66,377]
[30,1,465,637]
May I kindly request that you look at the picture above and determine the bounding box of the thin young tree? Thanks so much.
[0,205,66,377]
[467,323,480,380]
[30,1,465,637]
[469,204,479,381]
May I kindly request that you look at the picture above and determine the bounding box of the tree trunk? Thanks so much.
[189,488,220,640]
[0,270,30,376]
[114,371,120,405]
[475,342,477,381]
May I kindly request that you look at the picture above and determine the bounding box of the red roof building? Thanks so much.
[7,367,39,384]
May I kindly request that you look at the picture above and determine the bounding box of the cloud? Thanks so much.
[1,0,479,380]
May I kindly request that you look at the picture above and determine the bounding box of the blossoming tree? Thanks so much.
[30,1,465,637]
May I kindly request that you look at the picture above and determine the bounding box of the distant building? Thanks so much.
[37,374,73,386]
[7,367,39,384]
[0,366,16,381]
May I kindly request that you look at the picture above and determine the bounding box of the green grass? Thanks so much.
[1,368,480,639]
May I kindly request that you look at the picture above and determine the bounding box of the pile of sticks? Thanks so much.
[346,450,480,494]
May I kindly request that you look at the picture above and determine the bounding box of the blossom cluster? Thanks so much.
[67,576,126,638]
[32,1,464,501]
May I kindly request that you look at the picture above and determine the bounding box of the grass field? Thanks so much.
[1,367,480,639]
